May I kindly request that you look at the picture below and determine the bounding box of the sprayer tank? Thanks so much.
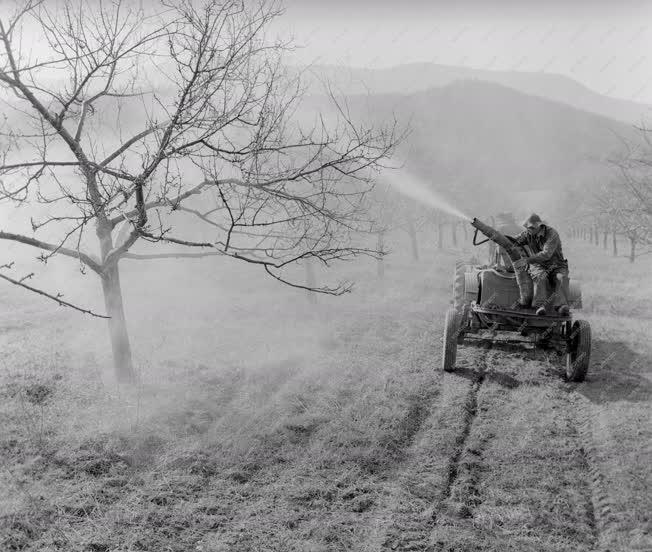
[470,218,533,307]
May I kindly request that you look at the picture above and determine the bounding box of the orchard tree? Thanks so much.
[0,0,397,381]
[595,180,651,262]
[608,127,652,221]
[373,187,426,263]
[593,127,652,261]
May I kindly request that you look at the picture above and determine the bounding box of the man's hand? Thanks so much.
[512,257,529,270]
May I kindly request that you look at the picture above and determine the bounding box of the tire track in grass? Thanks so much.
[569,390,622,552]
[518,352,597,549]
[366,372,469,552]
[547,353,632,551]
[359,346,491,552]
[435,346,490,521]
[427,347,599,551]
[564,336,652,552]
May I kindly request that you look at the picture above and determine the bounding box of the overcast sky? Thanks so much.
[4,0,652,104]
[274,0,652,103]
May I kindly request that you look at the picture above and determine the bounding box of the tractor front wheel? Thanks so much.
[566,319,591,382]
[442,308,460,372]
[453,262,467,314]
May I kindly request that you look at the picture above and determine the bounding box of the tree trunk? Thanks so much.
[437,223,443,250]
[629,237,636,263]
[377,231,385,279]
[594,226,600,245]
[407,218,419,261]
[101,264,135,383]
[589,226,593,244]
[304,259,317,304]
[603,230,608,249]
[451,221,458,247]
[612,230,618,257]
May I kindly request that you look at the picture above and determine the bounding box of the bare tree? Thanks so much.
[367,184,432,263]
[0,0,398,381]
[595,180,652,263]
[609,127,652,217]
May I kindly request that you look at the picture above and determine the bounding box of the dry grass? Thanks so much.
[569,238,652,319]
[0,233,650,551]
[0,234,448,551]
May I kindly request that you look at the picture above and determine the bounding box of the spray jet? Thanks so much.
[381,163,472,221]
[380,162,532,303]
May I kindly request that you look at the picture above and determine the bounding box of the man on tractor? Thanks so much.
[511,213,570,316]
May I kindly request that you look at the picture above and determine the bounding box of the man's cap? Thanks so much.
[523,213,546,228]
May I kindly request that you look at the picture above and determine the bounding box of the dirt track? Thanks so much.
[196,293,650,552]
[2,248,650,552]
[350,320,651,552]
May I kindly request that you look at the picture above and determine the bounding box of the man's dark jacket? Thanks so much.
[513,225,567,268]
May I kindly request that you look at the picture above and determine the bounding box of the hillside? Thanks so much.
[313,79,639,219]
[298,62,652,126]
[0,75,641,242]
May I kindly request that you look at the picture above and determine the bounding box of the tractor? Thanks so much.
[442,217,591,382]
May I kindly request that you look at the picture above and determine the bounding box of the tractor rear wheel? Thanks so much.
[566,319,591,382]
[442,308,460,372]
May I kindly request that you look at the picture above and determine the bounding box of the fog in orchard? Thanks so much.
[1,2,650,551]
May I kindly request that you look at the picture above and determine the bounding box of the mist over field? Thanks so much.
[1,1,651,551]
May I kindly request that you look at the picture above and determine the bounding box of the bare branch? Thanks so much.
[123,251,223,260]
[1,0,400,306]
[0,231,101,273]
[0,271,108,318]
[264,265,351,295]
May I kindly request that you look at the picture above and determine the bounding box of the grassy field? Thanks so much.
[0,232,650,551]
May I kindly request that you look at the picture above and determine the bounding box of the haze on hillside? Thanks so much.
[278,0,652,105]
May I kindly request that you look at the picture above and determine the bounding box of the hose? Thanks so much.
[470,218,533,307]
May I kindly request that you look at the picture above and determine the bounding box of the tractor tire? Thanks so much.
[453,261,469,314]
[566,319,591,382]
[442,308,459,372]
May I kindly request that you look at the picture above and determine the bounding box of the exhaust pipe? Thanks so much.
[470,218,532,307]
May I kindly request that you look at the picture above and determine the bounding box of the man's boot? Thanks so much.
[535,305,547,316]
[557,304,570,316]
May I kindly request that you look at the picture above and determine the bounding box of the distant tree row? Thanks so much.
[567,127,652,263]
[368,184,472,274]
